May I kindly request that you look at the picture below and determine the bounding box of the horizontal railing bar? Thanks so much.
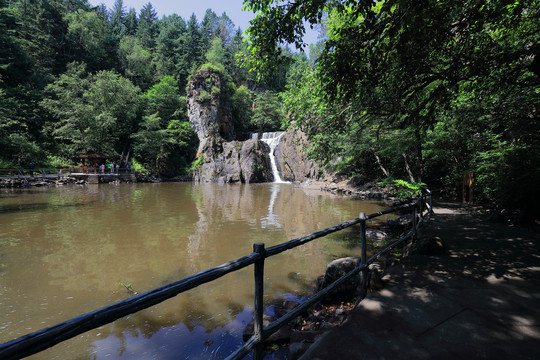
[363,201,416,220]
[367,232,413,265]
[0,252,261,360]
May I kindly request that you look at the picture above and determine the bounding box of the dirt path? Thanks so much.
[298,201,540,359]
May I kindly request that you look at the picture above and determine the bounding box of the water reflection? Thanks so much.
[0,183,392,359]
[261,183,284,230]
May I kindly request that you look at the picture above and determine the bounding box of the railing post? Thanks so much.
[429,190,433,215]
[419,193,424,220]
[412,201,417,240]
[359,213,368,299]
[253,243,266,360]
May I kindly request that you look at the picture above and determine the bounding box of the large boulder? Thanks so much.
[275,128,324,182]
[319,257,363,305]
[193,139,273,183]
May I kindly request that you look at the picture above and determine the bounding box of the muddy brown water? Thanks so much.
[0,182,393,359]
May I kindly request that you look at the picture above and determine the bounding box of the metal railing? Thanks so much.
[0,190,433,360]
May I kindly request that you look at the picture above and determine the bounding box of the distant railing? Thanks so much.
[0,168,67,179]
[0,168,135,178]
[76,167,134,174]
[0,190,433,360]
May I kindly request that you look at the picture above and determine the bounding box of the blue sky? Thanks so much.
[88,0,320,48]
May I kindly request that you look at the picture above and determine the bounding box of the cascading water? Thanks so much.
[259,131,289,183]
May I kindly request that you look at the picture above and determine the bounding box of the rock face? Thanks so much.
[193,139,273,183]
[275,128,323,182]
[186,67,234,155]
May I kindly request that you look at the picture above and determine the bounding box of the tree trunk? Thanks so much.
[402,153,415,183]
[374,152,390,178]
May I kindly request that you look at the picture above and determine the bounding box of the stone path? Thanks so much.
[298,201,540,359]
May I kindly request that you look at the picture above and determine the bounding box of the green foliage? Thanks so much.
[132,114,197,176]
[205,36,225,65]
[41,62,142,158]
[0,1,256,177]
[144,76,184,125]
[211,85,220,96]
[231,85,253,132]
[251,91,285,133]
[198,90,211,103]
[190,154,205,171]
[44,155,72,168]
[65,9,108,68]
[136,2,158,49]
[196,62,226,76]
[132,113,169,174]
[118,35,154,90]
[379,179,427,201]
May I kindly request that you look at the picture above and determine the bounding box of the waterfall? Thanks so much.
[259,131,289,183]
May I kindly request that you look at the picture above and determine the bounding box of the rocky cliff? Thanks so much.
[186,67,234,156]
[275,128,324,182]
[193,138,273,183]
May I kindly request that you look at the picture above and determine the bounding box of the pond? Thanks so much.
[0,182,394,359]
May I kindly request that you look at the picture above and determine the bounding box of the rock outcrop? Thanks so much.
[186,67,234,155]
[275,128,324,182]
[193,139,273,183]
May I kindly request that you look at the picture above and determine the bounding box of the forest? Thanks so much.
[0,0,293,175]
[1,0,539,222]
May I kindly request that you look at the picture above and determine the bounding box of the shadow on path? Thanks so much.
[300,201,540,359]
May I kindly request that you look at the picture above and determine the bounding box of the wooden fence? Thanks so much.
[0,190,433,360]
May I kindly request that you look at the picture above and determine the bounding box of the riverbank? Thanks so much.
[299,177,395,200]
[0,172,158,188]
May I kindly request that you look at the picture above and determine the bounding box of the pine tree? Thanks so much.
[136,2,158,49]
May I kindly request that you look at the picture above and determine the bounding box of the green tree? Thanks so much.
[205,36,225,65]
[165,119,198,174]
[41,62,142,158]
[118,35,154,90]
[65,9,109,69]
[132,113,196,175]
[154,14,186,80]
[13,0,71,86]
[132,113,169,173]
[124,7,137,35]
[144,75,185,126]
[177,14,203,86]
[0,1,31,85]
[109,0,127,43]
[136,2,158,49]
[251,91,284,132]
[231,85,253,132]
